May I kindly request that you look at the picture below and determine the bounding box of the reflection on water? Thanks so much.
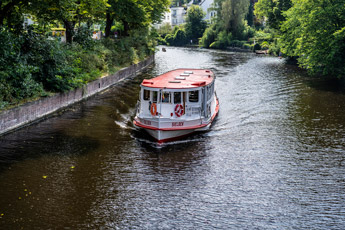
[0,47,345,229]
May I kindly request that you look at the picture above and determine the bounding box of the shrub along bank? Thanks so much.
[0,27,155,110]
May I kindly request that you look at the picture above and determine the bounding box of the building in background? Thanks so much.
[154,0,216,29]
[199,0,216,21]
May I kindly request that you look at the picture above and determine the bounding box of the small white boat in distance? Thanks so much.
[133,69,219,143]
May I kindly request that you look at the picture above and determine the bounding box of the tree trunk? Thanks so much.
[105,12,113,38]
[63,20,75,43]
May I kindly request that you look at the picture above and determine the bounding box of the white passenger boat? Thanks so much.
[133,69,219,143]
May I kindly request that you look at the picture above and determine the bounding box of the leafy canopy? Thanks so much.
[280,0,345,77]
[185,5,207,41]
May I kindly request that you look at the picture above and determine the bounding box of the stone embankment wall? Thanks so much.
[0,55,154,135]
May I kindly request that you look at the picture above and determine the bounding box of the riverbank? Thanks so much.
[0,55,154,136]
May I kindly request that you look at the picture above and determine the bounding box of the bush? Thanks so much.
[0,27,155,110]
[0,29,44,107]
[210,31,231,49]
[73,26,96,49]
[200,24,217,48]
[164,34,174,46]
[260,41,270,50]
[157,36,167,45]
[243,43,252,50]
[229,40,245,47]
[173,29,187,46]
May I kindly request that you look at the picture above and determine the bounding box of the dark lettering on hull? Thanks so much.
[172,122,184,127]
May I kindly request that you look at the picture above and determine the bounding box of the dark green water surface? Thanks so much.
[1,47,345,229]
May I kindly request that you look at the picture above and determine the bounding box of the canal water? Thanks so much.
[1,47,345,229]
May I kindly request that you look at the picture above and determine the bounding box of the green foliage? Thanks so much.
[210,31,232,49]
[185,5,207,41]
[0,29,44,108]
[173,29,188,46]
[254,0,292,30]
[107,0,170,36]
[162,28,188,46]
[260,38,280,55]
[73,26,96,49]
[164,34,174,46]
[157,36,168,45]
[0,0,169,109]
[280,0,345,78]
[200,0,255,49]
[260,41,269,50]
[214,0,250,38]
[157,22,173,38]
[0,27,155,109]
[200,24,218,48]
[246,1,254,27]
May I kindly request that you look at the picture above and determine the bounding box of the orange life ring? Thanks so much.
[174,104,184,117]
[150,103,157,116]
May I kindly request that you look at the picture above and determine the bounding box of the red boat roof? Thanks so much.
[141,69,215,89]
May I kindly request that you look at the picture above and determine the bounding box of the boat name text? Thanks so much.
[172,122,184,127]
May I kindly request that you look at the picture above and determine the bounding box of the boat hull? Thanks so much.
[146,129,196,143]
[133,97,219,143]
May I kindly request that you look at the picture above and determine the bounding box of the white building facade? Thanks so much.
[170,6,186,27]
[154,0,216,28]
[200,0,217,21]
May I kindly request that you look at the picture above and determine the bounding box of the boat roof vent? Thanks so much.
[169,81,181,83]
[184,71,193,74]
[175,76,186,80]
[191,81,206,86]
[180,73,190,76]
[142,79,154,85]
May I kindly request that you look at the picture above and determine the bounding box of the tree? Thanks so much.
[185,5,206,42]
[31,0,108,43]
[105,0,170,37]
[254,0,292,30]
[0,0,30,31]
[246,0,254,27]
[214,0,250,38]
[280,0,345,78]
[173,29,188,46]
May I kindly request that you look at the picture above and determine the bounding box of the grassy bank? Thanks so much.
[0,28,155,110]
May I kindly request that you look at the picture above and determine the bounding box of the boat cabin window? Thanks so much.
[152,91,158,103]
[174,92,181,104]
[143,89,150,101]
[161,92,171,103]
[189,90,199,103]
